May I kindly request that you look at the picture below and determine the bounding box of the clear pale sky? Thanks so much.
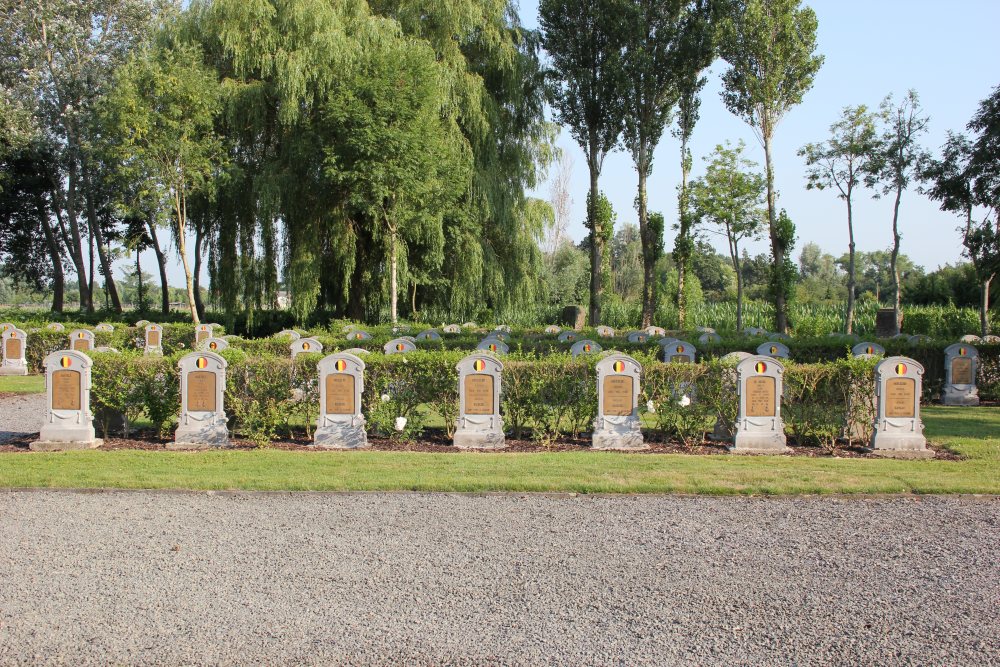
[145,0,1000,287]
[520,0,1000,270]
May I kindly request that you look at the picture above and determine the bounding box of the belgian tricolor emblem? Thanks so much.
[209,342,218,350]
[60,356,72,368]
[356,333,362,340]
[866,346,873,354]
[612,360,625,373]
[895,362,907,375]
[583,344,591,352]
[335,359,347,372]
[473,359,486,371]
[78,332,85,339]
[489,343,497,352]
[302,342,310,351]
[676,345,684,354]
[755,361,767,374]
[196,357,209,369]
[396,343,404,351]
[770,346,777,354]
[959,347,967,356]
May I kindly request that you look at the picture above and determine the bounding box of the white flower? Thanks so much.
[646,400,656,414]
[381,393,390,402]
[394,417,407,431]
[678,395,691,407]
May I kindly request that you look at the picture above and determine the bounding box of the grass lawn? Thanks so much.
[0,404,997,495]
[0,375,45,394]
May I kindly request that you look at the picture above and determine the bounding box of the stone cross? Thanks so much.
[756,341,789,359]
[416,329,441,341]
[852,342,885,357]
[731,356,790,453]
[869,357,930,457]
[454,354,505,449]
[593,354,645,450]
[477,339,508,354]
[384,338,417,355]
[662,340,696,364]
[314,352,368,449]
[30,350,101,451]
[596,325,615,338]
[195,324,212,345]
[172,351,229,449]
[291,337,323,359]
[144,324,164,355]
[0,328,28,376]
[570,339,602,358]
[941,344,979,406]
[200,337,230,352]
[69,329,95,352]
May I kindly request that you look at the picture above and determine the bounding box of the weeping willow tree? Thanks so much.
[175,0,551,325]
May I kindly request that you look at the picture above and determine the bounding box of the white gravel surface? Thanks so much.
[0,393,45,443]
[0,491,997,666]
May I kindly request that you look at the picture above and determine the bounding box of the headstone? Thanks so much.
[756,341,790,359]
[662,340,696,364]
[94,346,119,354]
[720,351,752,364]
[695,326,716,334]
[384,338,417,355]
[891,333,909,340]
[454,354,505,449]
[347,330,372,342]
[875,308,901,338]
[47,322,65,332]
[443,324,462,334]
[95,323,114,333]
[171,352,229,449]
[343,347,369,356]
[200,337,230,352]
[557,331,578,343]
[596,325,615,338]
[494,325,512,333]
[276,329,301,340]
[644,326,666,337]
[959,334,981,343]
[941,344,979,406]
[207,323,223,332]
[570,339,602,358]
[342,324,357,333]
[69,329,95,352]
[560,305,586,331]
[852,342,885,358]
[768,332,790,342]
[626,331,649,344]
[656,337,679,349]
[144,324,164,355]
[592,354,645,450]
[194,324,212,345]
[699,332,722,345]
[314,353,368,449]
[710,352,755,442]
[416,329,441,341]
[462,321,477,328]
[908,335,931,346]
[477,339,508,355]
[488,330,510,342]
[0,328,28,376]
[134,320,150,328]
[401,336,417,343]
[743,327,766,337]
[30,350,102,451]
[984,335,1000,344]
[869,357,930,457]
[544,325,561,335]
[731,356,790,454]
[291,337,323,359]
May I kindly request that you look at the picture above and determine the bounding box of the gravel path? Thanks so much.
[0,492,997,666]
[0,393,44,443]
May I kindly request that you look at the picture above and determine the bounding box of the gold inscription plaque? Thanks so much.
[196,330,209,343]
[325,373,356,415]
[885,378,915,418]
[4,338,21,359]
[72,338,89,351]
[147,330,161,346]
[951,357,974,385]
[603,375,634,416]
[51,370,81,411]
[465,374,494,415]
[745,376,776,418]
[187,371,217,412]
[670,354,691,363]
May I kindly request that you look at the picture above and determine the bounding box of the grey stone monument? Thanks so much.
[695,326,716,334]
[276,329,301,341]
[596,325,615,338]
[592,354,645,450]
[347,330,372,342]
[959,334,981,343]
[443,324,462,334]
[644,325,666,337]
[731,356,790,454]
[941,344,979,406]
[95,323,114,333]
[171,351,229,450]
[0,328,28,376]
[199,337,230,353]
[384,338,417,355]
[698,332,722,345]
[557,330,579,343]
[869,357,930,457]
[454,354,505,450]
[477,338,509,355]
[47,322,65,332]
[544,325,561,335]
[626,331,649,344]
[662,340,696,364]
[416,329,441,341]
[195,324,212,345]
[343,347,369,356]
[908,335,931,346]
[756,341,790,359]
[488,330,510,342]
[852,342,885,357]
[291,337,323,359]
[570,339,602,358]
[144,324,164,355]
[983,335,1000,344]
[30,350,102,451]
[314,353,368,449]
[743,326,766,337]
[135,319,151,328]
[69,329,95,352]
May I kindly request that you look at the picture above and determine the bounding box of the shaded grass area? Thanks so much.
[0,406,997,495]
[0,375,45,395]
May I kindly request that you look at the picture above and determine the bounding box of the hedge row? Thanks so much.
[81,350,954,449]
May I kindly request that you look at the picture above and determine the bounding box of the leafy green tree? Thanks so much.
[540,0,629,325]
[544,242,591,308]
[103,41,224,324]
[620,0,714,326]
[796,242,845,304]
[717,0,823,333]
[689,141,766,330]
[965,84,1000,333]
[799,104,879,333]
[690,240,736,301]
[611,223,644,302]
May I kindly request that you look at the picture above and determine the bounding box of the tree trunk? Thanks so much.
[676,138,691,329]
[890,184,903,335]
[637,164,654,328]
[411,281,418,317]
[146,216,170,314]
[193,223,206,320]
[763,132,787,333]
[389,224,398,324]
[135,252,144,311]
[982,276,992,338]
[40,212,65,313]
[81,158,122,313]
[845,190,856,334]
[63,157,92,311]
[727,220,743,332]
[175,189,200,324]
[588,157,602,327]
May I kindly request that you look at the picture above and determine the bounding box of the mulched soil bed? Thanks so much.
[0,429,963,459]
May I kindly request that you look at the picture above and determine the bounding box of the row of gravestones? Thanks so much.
[29,348,934,459]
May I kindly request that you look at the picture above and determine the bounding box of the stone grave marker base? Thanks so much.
[453,430,505,450]
[313,423,368,450]
[865,447,935,459]
[169,424,230,450]
[592,430,647,451]
[729,432,791,455]
[0,366,28,376]
[940,389,979,406]
[30,438,103,452]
